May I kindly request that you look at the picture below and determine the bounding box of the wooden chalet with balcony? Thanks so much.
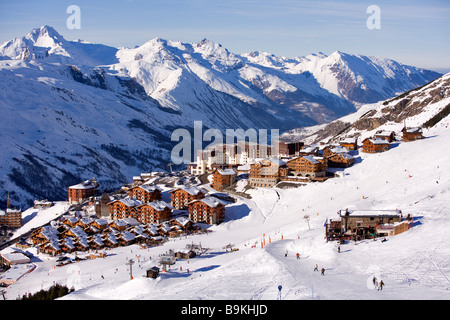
[327,152,354,168]
[30,225,59,246]
[286,155,327,178]
[211,168,237,191]
[108,197,143,221]
[299,145,319,156]
[127,185,162,203]
[374,130,396,143]
[402,127,424,142]
[322,146,354,168]
[339,138,358,151]
[362,138,390,153]
[188,196,226,225]
[135,200,173,224]
[170,186,206,210]
[170,216,195,232]
[249,158,288,187]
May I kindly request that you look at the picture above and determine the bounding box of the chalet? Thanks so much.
[170,216,195,232]
[170,186,206,210]
[211,168,237,191]
[146,266,160,279]
[74,237,90,252]
[322,146,354,168]
[65,226,88,242]
[402,127,424,142]
[322,145,349,158]
[374,130,396,143]
[64,216,79,228]
[327,152,354,168]
[249,158,288,187]
[136,200,173,224]
[90,218,109,231]
[117,231,136,246]
[0,208,22,228]
[30,225,59,246]
[102,233,118,248]
[362,138,390,153]
[108,197,143,221]
[59,237,76,253]
[188,196,226,225]
[130,226,150,244]
[68,178,98,204]
[144,224,160,237]
[75,217,93,230]
[339,138,358,151]
[299,145,319,156]
[33,199,53,209]
[39,241,62,256]
[128,185,162,203]
[109,219,128,232]
[286,155,327,178]
[88,234,105,250]
[158,222,180,237]
[339,209,403,238]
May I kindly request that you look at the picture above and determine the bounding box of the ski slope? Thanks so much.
[3,120,450,300]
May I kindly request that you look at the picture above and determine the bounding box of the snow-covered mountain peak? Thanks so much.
[0,26,443,207]
[191,38,243,71]
[0,26,118,67]
[26,25,65,46]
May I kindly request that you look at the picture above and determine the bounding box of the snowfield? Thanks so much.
[3,116,450,300]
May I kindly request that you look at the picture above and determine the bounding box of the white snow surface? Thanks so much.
[3,121,450,300]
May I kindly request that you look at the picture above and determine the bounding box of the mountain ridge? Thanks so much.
[281,72,450,144]
[0,26,443,207]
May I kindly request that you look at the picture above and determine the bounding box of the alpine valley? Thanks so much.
[0,26,441,207]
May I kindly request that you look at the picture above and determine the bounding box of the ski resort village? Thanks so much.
[0,22,450,303]
[1,92,450,301]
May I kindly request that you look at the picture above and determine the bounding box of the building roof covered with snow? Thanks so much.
[339,209,402,218]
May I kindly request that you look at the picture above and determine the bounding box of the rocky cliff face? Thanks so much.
[281,73,450,144]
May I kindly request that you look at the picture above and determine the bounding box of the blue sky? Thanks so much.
[1,0,449,69]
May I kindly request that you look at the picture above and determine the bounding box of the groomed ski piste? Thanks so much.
[3,119,450,300]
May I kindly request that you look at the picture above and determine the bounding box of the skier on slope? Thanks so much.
[296,252,300,259]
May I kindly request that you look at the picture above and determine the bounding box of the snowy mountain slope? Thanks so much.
[0,26,119,67]
[0,26,440,125]
[0,59,175,207]
[4,115,450,300]
[282,72,450,144]
[0,26,442,207]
